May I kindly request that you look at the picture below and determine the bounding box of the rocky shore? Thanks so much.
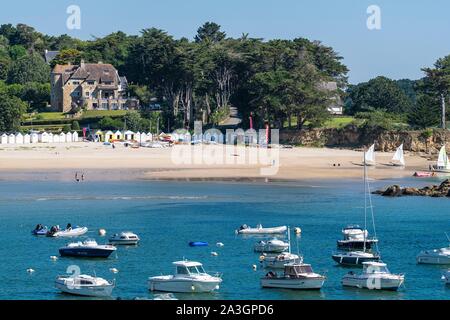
[374,179,450,197]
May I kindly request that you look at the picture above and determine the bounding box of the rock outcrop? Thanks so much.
[374,179,450,198]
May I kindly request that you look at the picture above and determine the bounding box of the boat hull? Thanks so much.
[416,254,450,265]
[59,248,115,258]
[47,227,88,238]
[108,240,139,245]
[238,226,287,235]
[254,245,289,253]
[55,281,114,297]
[263,257,302,269]
[148,278,221,293]
[261,277,325,290]
[342,275,404,291]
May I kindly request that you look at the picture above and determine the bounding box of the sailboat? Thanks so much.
[340,155,405,290]
[433,146,450,173]
[262,227,302,269]
[391,144,405,167]
[332,152,380,266]
[364,144,376,166]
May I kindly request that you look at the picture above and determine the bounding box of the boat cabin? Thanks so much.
[362,262,389,274]
[284,264,314,276]
[173,261,206,275]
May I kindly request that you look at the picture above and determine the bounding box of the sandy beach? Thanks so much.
[0,142,438,182]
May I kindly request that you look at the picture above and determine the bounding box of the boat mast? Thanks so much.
[363,151,367,252]
[287,226,291,254]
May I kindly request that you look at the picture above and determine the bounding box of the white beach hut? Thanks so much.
[135,132,141,143]
[124,130,135,141]
[23,133,31,144]
[48,133,53,143]
[52,134,60,143]
[114,130,123,141]
[141,132,148,142]
[30,133,39,144]
[1,133,8,144]
[66,132,73,143]
[72,131,79,142]
[15,133,24,144]
[147,132,154,142]
[105,131,114,142]
[59,132,66,143]
[39,132,50,143]
[8,133,15,144]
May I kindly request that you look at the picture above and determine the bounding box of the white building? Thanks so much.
[48,133,54,143]
[141,132,148,142]
[24,134,31,144]
[124,130,135,141]
[72,131,79,142]
[66,132,73,143]
[8,133,15,144]
[31,133,39,143]
[52,134,60,143]
[59,132,66,142]
[39,132,50,143]
[147,132,154,142]
[1,133,7,144]
[15,133,24,144]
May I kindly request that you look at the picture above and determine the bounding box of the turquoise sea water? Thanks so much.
[0,177,448,300]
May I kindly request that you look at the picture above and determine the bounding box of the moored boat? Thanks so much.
[332,251,380,266]
[261,263,325,290]
[59,240,117,258]
[432,146,450,173]
[341,262,404,291]
[254,239,289,253]
[32,224,48,236]
[391,144,405,167]
[262,252,303,269]
[148,260,222,293]
[108,232,140,245]
[442,270,450,285]
[47,225,88,238]
[55,274,115,297]
[237,224,287,235]
[417,247,450,265]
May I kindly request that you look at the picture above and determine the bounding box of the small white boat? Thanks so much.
[237,224,287,235]
[262,252,303,269]
[109,232,140,245]
[261,263,325,290]
[391,144,405,166]
[433,146,450,173]
[47,226,88,238]
[254,239,289,253]
[342,261,404,291]
[364,144,376,166]
[417,247,450,265]
[332,251,380,266]
[55,274,115,297]
[148,261,222,293]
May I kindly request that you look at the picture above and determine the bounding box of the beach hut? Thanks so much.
[48,133,53,143]
[23,134,31,144]
[135,132,141,143]
[94,130,104,142]
[105,131,114,142]
[72,131,79,142]
[30,133,39,144]
[8,134,15,144]
[141,132,148,142]
[124,130,135,141]
[59,132,66,143]
[39,132,50,143]
[66,132,73,143]
[147,132,154,142]
[114,130,123,141]
[15,133,24,144]
[1,133,7,144]
[52,134,60,143]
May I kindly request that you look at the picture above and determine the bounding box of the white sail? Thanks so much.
[392,144,405,166]
[364,144,376,164]
[437,146,450,169]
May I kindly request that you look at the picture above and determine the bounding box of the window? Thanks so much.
[87,81,95,85]
[72,81,80,85]
[187,266,200,274]
[85,92,90,97]
[101,103,108,109]
[177,267,188,275]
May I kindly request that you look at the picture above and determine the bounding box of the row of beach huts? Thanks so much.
[0,132,79,145]
[93,130,154,143]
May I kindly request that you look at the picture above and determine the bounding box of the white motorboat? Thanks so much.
[109,232,140,245]
[261,263,325,290]
[342,225,368,240]
[47,226,88,238]
[417,247,450,265]
[254,239,289,253]
[148,261,222,293]
[342,262,404,291]
[237,224,287,235]
[262,252,303,269]
[55,274,115,297]
[332,251,380,266]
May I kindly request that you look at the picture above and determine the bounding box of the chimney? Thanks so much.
[80,59,85,68]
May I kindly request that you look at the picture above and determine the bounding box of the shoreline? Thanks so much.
[0,142,441,183]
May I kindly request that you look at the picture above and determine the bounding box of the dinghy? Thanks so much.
[148,260,222,293]
[189,241,208,247]
[55,274,115,297]
[254,239,289,253]
[391,144,405,166]
[433,146,450,173]
[364,144,376,166]
[237,224,287,235]
[32,224,48,236]
[47,226,88,238]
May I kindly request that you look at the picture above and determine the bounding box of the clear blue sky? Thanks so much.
[1,0,449,83]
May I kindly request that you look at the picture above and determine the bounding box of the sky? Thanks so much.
[1,0,449,84]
